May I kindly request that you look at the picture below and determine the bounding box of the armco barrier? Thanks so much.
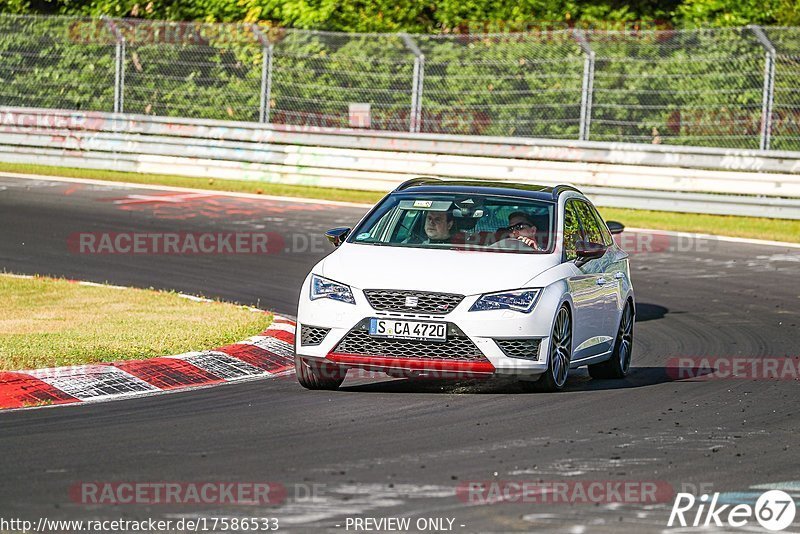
[1,106,800,219]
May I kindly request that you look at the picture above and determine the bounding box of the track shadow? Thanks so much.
[635,303,669,322]
[337,365,698,394]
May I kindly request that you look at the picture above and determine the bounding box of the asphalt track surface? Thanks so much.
[0,175,798,533]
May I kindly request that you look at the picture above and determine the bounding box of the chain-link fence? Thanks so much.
[0,14,798,151]
[0,15,117,112]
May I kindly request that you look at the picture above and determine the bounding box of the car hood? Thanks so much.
[318,243,559,295]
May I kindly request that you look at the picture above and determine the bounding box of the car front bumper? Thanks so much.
[296,279,563,378]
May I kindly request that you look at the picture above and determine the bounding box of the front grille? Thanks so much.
[335,329,485,361]
[300,325,330,346]
[494,338,541,360]
[363,289,464,315]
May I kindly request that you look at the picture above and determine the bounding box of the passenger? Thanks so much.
[507,211,542,250]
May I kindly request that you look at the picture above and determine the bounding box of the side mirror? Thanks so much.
[606,221,625,235]
[325,227,351,247]
[575,240,607,262]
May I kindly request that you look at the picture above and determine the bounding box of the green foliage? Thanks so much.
[2,15,798,149]
[15,0,800,29]
[0,0,31,14]
[587,29,767,148]
[0,4,799,150]
[0,16,116,111]
[417,34,585,137]
[675,0,799,27]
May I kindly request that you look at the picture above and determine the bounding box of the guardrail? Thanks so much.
[1,106,799,219]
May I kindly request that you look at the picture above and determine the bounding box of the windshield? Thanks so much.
[348,193,555,253]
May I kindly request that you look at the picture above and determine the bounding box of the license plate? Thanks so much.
[368,318,447,342]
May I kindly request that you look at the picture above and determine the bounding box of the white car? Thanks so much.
[295,178,634,392]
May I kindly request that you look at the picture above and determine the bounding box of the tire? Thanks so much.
[295,356,347,390]
[588,301,634,379]
[521,304,572,393]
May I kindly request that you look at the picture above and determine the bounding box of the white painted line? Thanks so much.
[626,227,800,249]
[0,171,374,208]
[113,192,216,204]
[78,281,128,290]
[751,481,800,491]
[177,293,215,303]
[3,274,270,312]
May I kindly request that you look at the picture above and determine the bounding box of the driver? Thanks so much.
[423,210,455,244]
[507,211,542,250]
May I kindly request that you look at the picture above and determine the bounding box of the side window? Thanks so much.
[391,210,422,242]
[589,204,614,246]
[575,201,604,245]
[563,200,583,261]
[369,208,396,241]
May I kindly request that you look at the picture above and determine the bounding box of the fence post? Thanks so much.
[574,30,595,142]
[750,26,776,151]
[401,33,424,133]
[252,25,274,124]
[103,16,125,114]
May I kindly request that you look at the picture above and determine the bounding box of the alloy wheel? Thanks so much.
[550,306,572,388]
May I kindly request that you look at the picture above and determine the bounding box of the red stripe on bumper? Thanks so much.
[113,358,224,389]
[0,372,79,409]
[327,353,495,374]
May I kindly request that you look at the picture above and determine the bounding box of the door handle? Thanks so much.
[596,278,607,285]
[614,272,625,280]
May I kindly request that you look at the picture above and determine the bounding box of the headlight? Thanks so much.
[310,274,356,304]
[469,289,541,313]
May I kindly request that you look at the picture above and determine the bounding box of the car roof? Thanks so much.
[393,177,581,201]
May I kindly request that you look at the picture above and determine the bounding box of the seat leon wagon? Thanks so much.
[295,178,634,392]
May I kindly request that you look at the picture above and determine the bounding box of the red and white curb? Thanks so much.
[0,279,297,410]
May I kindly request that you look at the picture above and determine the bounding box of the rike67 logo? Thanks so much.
[668,490,796,531]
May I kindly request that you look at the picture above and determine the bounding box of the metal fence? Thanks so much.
[0,14,799,151]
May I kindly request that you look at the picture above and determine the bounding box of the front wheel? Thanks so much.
[589,301,634,379]
[521,304,572,393]
[295,356,347,390]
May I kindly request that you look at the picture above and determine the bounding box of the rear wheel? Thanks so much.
[589,301,634,379]
[295,356,347,390]
[522,304,572,393]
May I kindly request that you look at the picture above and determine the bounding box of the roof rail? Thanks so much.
[552,184,582,199]
[394,177,443,191]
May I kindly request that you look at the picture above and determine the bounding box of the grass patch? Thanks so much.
[1,161,798,243]
[599,207,800,243]
[0,274,273,371]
